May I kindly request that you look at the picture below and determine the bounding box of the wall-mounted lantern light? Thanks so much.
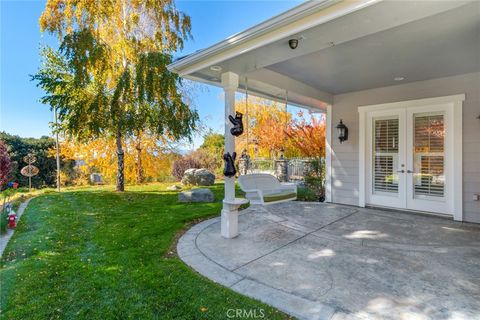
[336,119,348,143]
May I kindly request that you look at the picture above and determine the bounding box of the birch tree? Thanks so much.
[35,0,197,191]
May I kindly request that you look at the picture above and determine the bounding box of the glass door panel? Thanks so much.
[406,108,448,214]
[413,114,445,199]
[373,118,399,194]
[367,109,406,210]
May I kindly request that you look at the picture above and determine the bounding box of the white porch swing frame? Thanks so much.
[237,87,297,205]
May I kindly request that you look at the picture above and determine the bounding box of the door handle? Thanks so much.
[397,170,405,173]
[406,170,414,173]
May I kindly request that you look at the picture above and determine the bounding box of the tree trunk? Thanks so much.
[116,130,125,192]
[135,135,144,184]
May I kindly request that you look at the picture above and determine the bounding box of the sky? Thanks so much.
[0,0,301,147]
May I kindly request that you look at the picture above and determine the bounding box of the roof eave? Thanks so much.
[167,0,348,74]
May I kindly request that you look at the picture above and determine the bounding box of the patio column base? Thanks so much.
[221,209,238,238]
[221,198,248,238]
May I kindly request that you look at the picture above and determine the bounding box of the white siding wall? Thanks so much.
[331,72,480,223]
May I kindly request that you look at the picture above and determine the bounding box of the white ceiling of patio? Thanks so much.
[267,2,480,94]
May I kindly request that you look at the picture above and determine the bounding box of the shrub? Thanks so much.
[0,140,11,190]
[1,188,17,234]
[296,186,318,202]
[190,149,223,176]
[0,211,7,234]
[0,132,63,188]
[303,158,325,202]
[171,156,200,181]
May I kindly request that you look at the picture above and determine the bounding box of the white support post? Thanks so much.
[452,99,463,221]
[221,72,239,238]
[325,105,332,203]
[358,109,366,208]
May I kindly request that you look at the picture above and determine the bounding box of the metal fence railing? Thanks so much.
[288,159,310,181]
[244,158,324,181]
[248,159,275,175]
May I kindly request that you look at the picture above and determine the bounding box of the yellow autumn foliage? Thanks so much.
[53,133,178,185]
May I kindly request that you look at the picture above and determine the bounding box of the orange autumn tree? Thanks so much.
[285,111,326,159]
[55,133,178,185]
[234,96,325,159]
[235,96,291,159]
[286,110,326,200]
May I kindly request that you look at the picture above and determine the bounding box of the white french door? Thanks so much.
[366,108,407,209]
[366,105,451,215]
[406,107,448,213]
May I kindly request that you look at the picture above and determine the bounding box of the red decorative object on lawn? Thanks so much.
[8,212,16,229]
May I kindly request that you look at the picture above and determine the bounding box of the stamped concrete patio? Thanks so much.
[178,202,480,320]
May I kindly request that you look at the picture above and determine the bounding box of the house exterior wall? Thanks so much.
[330,72,480,223]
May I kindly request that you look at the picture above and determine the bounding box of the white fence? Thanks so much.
[245,158,324,181]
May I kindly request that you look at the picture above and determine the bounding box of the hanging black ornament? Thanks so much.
[223,152,237,177]
[229,112,244,136]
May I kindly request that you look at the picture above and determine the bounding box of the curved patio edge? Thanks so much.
[177,216,336,320]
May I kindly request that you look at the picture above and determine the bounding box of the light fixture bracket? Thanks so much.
[288,39,299,50]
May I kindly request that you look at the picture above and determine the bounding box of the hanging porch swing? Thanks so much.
[237,80,297,205]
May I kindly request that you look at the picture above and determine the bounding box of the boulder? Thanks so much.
[178,188,215,203]
[90,173,104,185]
[166,185,182,191]
[181,168,196,185]
[181,168,215,186]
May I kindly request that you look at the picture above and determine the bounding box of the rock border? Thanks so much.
[177,216,335,320]
[0,198,34,257]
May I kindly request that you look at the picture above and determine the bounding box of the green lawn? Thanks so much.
[0,183,291,319]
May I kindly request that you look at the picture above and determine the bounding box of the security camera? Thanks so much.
[288,39,298,50]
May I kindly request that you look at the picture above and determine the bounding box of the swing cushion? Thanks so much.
[237,173,297,205]
[263,191,297,203]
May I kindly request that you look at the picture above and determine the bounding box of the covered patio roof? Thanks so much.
[168,0,479,238]
[168,0,479,111]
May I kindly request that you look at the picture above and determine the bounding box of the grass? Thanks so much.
[1,188,53,234]
[0,183,291,320]
[296,186,319,202]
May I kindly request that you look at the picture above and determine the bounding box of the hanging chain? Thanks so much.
[245,78,249,155]
[284,90,288,141]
